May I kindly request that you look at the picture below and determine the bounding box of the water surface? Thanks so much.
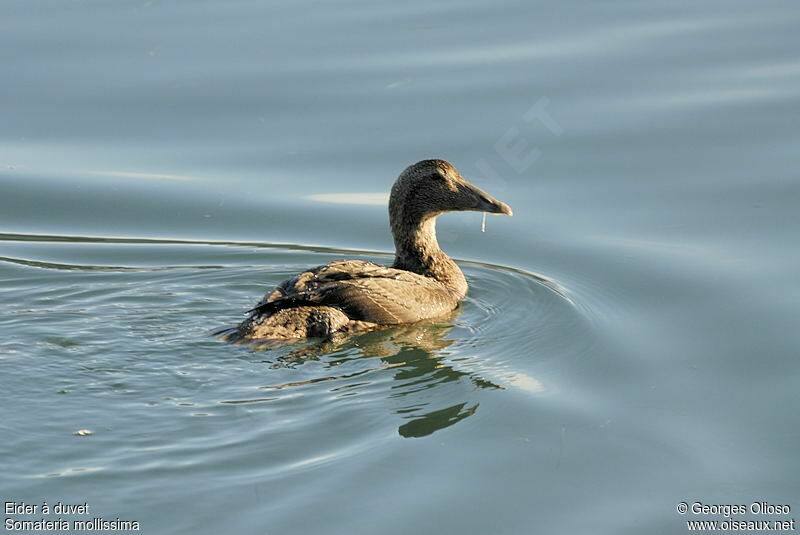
[2,1,799,533]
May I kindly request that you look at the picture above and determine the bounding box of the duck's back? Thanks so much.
[256,260,459,324]
[236,260,461,340]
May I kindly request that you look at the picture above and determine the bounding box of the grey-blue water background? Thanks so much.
[2,1,799,533]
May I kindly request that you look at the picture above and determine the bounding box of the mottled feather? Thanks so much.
[250,260,460,324]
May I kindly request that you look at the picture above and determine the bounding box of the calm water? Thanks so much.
[2,1,799,533]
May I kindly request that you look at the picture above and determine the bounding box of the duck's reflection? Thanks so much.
[397,402,478,439]
[254,311,504,438]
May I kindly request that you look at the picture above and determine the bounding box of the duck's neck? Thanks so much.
[391,214,468,298]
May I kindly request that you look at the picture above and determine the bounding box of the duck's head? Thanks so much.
[389,159,513,226]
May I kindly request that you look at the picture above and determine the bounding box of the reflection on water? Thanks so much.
[83,170,202,182]
[399,402,479,439]
[250,313,503,437]
[307,193,389,205]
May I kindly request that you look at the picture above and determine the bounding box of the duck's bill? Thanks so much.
[484,198,513,216]
[465,183,513,216]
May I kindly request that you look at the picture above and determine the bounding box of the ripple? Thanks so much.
[0,232,593,439]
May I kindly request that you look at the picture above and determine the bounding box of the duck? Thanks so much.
[229,159,512,341]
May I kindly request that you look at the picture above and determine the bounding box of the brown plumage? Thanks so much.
[229,159,512,342]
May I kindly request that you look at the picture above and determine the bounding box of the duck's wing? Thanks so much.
[252,260,460,324]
